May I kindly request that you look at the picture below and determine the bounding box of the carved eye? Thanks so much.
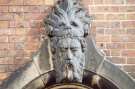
[71,48,79,52]
[71,21,78,27]
[60,48,67,52]
[59,23,65,27]
[73,2,77,5]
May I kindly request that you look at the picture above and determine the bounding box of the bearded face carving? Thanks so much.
[51,38,86,82]
[44,0,91,83]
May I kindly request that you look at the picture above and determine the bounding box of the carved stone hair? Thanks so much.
[44,0,91,38]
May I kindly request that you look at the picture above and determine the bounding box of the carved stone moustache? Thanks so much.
[44,0,91,83]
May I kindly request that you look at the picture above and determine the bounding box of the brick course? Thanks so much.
[0,0,135,84]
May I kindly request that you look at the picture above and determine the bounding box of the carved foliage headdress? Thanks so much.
[44,0,91,38]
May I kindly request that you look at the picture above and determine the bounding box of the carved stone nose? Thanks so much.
[67,49,72,59]
[65,25,71,29]
[65,26,71,29]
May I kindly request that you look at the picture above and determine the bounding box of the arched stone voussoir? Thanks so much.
[85,36,135,89]
[1,39,52,89]
[1,61,40,89]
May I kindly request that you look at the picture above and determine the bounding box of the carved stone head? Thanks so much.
[51,37,86,82]
[44,0,91,83]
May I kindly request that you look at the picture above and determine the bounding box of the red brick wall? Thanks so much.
[0,0,135,84]
[87,0,135,79]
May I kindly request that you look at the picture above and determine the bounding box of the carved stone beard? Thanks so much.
[53,52,85,83]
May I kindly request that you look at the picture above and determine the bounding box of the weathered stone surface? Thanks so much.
[44,0,91,83]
